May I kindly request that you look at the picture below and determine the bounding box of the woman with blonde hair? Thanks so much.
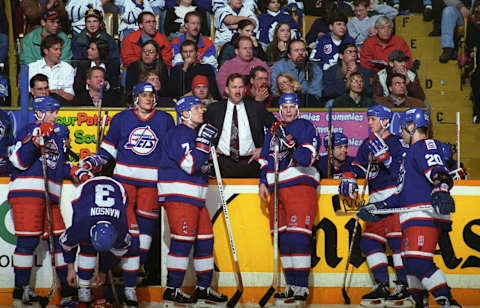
[271,72,304,106]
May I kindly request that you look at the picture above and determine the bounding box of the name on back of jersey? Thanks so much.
[90,207,121,219]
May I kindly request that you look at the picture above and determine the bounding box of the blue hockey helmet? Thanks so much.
[390,111,405,136]
[403,107,429,129]
[324,132,348,150]
[54,124,70,140]
[440,142,453,162]
[132,82,155,96]
[90,221,118,252]
[33,96,60,112]
[175,96,202,114]
[278,93,299,107]
[367,104,392,121]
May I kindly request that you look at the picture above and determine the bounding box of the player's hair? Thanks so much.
[238,19,254,30]
[30,73,48,89]
[353,0,370,8]
[89,38,109,61]
[180,39,198,52]
[234,36,253,49]
[41,34,64,57]
[328,9,348,25]
[339,43,356,54]
[185,11,202,23]
[386,72,406,87]
[345,72,363,92]
[86,66,106,80]
[226,73,245,87]
[375,15,393,29]
[274,72,302,96]
[138,11,155,25]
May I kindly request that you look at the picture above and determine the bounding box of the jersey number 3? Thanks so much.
[425,154,443,167]
[95,184,115,207]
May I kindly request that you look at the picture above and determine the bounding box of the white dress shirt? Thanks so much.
[28,58,75,95]
[218,100,255,157]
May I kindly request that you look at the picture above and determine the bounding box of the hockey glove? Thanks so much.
[79,154,104,174]
[357,202,388,222]
[196,123,217,153]
[270,122,295,150]
[71,166,93,183]
[339,172,358,199]
[431,183,455,215]
[32,122,55,147]
[367,135,392,168]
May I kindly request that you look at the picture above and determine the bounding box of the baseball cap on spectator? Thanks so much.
[192,75,209,89]
[388,50,410,63]
[42,10,59,21]
[85,9,103,22]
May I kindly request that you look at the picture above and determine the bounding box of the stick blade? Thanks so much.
[227,289,243,308]
[341,287,351,305]
[258,286,275,307]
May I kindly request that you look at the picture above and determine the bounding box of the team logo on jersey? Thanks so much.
[323,44,332,55]
[44,139,59,169]
[425,139,437,150]
[124,126,158,156]
[368,162,380,180]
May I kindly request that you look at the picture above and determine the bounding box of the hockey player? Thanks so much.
[317,132,354,179]
[8,96,91,306]
[0,108,12,176]
[80,82,175,292]
[158,96,228,307]
[59,176,134,306]
[359,108,462,308]
[258,93,320,306]
[339,104,410,307]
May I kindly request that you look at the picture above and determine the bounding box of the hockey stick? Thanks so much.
[210,145,243,308]
[39,141,57,308]
[341,154,373,305]
[456,112,460,170]
[95,83,104,153]
[98,110,109,148]
[327,106,332,177]
[107,267,121,308]
[258,141,280,307]
[369,205,433,215]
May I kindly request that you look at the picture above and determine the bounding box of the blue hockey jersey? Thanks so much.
[317,155,354,179]
[157,124,210,207]
[99,109,174,187]
[257,10,301,44]
[309,33,356,70]
[9,123,73,203]
[60,176,131,263]
[352,133,408,202]
[259,119,320,190]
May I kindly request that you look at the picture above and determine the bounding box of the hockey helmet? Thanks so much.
[403,107,429,129]
[33,96,60,112]
[390,111,405,136]
[278,93,299,107]
[54,124,70,140]
[323,132,348,150]
[367,104,392,121]
[90,221,117,252]
[175,96,202,114]
[132,82,155,96]
[440,142,453,162]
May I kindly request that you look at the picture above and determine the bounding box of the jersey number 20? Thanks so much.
[425,154,443,167]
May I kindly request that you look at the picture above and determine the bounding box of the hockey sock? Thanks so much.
[77,245,97,282]
[136,216,156,265]
[166,236,194,288]
[404,257,451,298]
[122,236,140,287]
[193,236,214,288]
[53,235,68,284]
[279,232,295,286]
[387,236,407,283]
[360,236,389,284]
[14,236,39,286]
[289,232,311,288]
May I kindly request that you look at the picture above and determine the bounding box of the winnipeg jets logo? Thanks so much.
[124,126,158,156]
[44,139,59,169]
[368,162,380,180]
[323,44,332,54]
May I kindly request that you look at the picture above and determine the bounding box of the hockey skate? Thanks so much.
[360,283,390,307]
[60,283,79,307]
[124,286,139,307]
[78,287,92,304]
[273,285,297,307]
[163,287,197,308]
[293,286,309,308]
[12,285,42,307]
[410,290,429,308]
[385,282,412,307]
[194,286,228,307]
[434,296,462,308]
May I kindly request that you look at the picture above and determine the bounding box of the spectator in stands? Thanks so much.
[21,0,68,34]
[213,0,258,46]
[168,40,220,99]
[347,0,398,46]
[183,74,217,105]
[217,36,271,97]
[271,40,323,106]
[332,72,376,107]
[164,0,209,40]
[375,73,426,108]
[121,12,173,68]
[0,2,7,63]
[467,0,480,122]
[305,1,337,45]
[247,66,272,106]
[74,38,120,95]
[66,0,105,36]
[71,9,120,65]
[257,0,300,45]
[140,70,174,107]
[171,11,217,69]
[72,66,121,106]
[29,74,50,98]
[304,0,353,16]
[310,10,355,71]
[125,39,169,94]
[218,19,267,67]
[266,22,292,63]
[438,0,473,63]
[270,72,304,107]
[28,35,75,104]
[360,16,412,72]
[323,42,374,101]
[205,73,276,177]
[372,49,425,101]
[118,0,154,39]
[20,10,72,65]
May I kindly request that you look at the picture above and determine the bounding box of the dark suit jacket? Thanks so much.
[204,98,277,149]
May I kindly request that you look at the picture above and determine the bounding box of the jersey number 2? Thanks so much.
[95,184,115,207]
